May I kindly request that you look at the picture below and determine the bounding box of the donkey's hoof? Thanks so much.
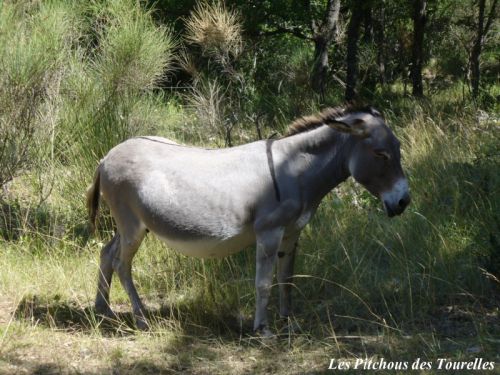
[95,303,115,319]
[254,326,275,339]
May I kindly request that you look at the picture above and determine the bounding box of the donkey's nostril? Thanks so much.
[398,195,410,208]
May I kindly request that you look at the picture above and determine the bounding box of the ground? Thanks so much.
[0,287,498,374]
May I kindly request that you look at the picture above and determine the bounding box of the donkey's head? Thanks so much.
[329,107,410,217]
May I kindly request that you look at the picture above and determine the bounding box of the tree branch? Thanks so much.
[484,0,499,35]
[324,0,341,33]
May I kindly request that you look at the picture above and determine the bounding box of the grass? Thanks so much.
[1,88,499,373]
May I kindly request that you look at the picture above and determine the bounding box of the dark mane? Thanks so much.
[283,105,382,137]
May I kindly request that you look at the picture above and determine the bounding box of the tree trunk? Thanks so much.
[345,2,363,102]
[411,0,426,97]
[311,36,330,98]
[470,0,486,99]
[470,0,498,99]
[310,0,341,99]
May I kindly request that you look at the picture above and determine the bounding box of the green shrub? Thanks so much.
[0,1,77,188]
[0,0,176,236]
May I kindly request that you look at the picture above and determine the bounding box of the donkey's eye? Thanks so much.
[373,149,391,160]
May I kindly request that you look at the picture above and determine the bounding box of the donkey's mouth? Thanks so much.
[384,202,397,217]
[383,199,409,217]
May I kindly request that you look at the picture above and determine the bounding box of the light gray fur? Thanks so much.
[89,108,410,334]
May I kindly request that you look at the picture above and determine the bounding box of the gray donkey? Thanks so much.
[87,106,410,335]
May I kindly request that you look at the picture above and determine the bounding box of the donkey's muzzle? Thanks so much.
[384,193,410,217]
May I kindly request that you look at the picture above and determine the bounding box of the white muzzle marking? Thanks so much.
[381,178,409,215]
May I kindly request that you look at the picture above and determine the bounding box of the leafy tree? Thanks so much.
[228,0,342,99]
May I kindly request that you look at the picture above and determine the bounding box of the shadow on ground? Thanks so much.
[13,290,500,339]
[10,295,330,374]
[9,294,500,375]
[13,294,253,337]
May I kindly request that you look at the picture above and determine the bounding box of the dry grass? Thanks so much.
[0,319,335,375]
[177,47,201,83]
[184,1,242,61]
[184,79,231,145]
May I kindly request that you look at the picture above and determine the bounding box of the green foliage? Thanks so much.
[61,0,175,171]
[96,0,174,94]
[0,0,177,235]
[0,1,75,188]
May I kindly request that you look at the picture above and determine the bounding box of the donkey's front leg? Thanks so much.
[254,228,284,336]
[277,233,299,319]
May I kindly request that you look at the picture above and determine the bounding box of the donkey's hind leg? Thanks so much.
[112,221,147,330]
[95,233,120,316]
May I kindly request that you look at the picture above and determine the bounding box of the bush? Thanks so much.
[60,0,176,173]
[0,1,77,189]
[0,0,176,236]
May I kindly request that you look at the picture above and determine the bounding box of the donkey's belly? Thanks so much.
[156,228,256,259]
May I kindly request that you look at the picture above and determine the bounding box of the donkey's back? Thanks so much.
[92,136,274,258]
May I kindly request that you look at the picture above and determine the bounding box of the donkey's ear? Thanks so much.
[328,117,370,138]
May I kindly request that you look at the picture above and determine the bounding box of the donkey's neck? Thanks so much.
[277,125,353,205]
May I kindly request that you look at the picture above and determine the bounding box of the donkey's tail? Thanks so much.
[86,166,101,234]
